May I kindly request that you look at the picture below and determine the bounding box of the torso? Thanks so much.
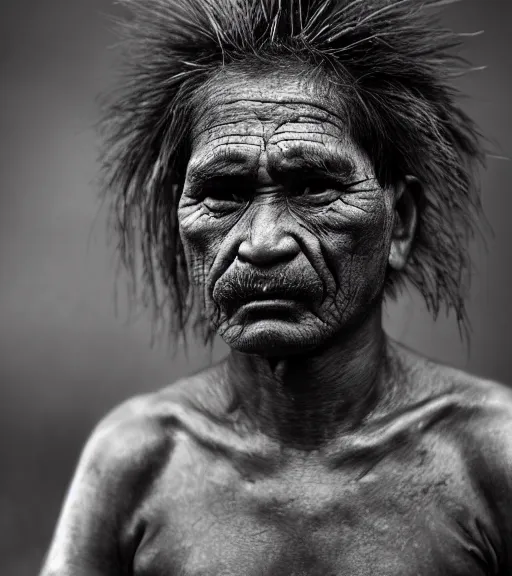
[119,344,507,576]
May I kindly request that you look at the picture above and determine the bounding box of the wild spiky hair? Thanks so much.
[99,0,485,346]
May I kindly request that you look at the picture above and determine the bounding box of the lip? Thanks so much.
[235,299,306,320]
[241,298,300,309]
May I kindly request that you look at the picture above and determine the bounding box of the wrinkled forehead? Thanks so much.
[190,66,351,146]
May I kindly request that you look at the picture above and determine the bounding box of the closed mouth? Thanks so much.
[246,292,301,301]
[241,298,298,307]
[237,298,303,320]
[239,287,309,303]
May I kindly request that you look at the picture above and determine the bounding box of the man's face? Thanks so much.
[178,67,398,356]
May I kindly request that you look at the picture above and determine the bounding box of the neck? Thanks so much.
[225,309,391,450]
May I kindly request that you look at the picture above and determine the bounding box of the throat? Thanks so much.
[225,318,390,450]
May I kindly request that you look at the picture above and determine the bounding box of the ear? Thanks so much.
[388,175,419,271]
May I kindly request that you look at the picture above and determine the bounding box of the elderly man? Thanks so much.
[41,0,512,574]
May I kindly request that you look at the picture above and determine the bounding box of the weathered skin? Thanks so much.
[41,69,512,575]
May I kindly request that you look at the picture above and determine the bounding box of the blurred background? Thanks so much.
[0,1,510,574]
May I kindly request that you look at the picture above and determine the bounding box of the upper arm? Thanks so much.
[40,396,171,576]
[468,383,512,574]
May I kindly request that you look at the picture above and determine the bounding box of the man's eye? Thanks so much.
[293,177,337,196]
[202,179,249,211]
[292,179,341,204]
[206,190,246,203]
[301,184,328,196]
[292,177,370,205]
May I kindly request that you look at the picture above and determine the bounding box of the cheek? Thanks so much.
[306,197,393,303]
[306,195,392,262]
[178,204,241,285]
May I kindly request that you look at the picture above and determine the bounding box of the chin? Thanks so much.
[220,318,324,357]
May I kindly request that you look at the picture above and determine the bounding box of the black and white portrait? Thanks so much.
[1,1,511,575]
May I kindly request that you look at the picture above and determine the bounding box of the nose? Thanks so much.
[238,200,300,267]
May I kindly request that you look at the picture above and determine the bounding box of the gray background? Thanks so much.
[0,1,510,574]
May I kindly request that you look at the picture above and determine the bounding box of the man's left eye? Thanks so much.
[293,180,341,204]
[302,184,328,196]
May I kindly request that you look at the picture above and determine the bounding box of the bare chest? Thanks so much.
[130,441,491,576]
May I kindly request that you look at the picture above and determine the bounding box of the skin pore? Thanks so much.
[178,65,417,449]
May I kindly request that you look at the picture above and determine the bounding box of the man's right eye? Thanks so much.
[202,178,249,212]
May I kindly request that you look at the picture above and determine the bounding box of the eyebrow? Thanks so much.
[187,148,257,184]
[270,145,358,183]
[187,144,359,187]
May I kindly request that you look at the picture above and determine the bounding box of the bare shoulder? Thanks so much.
[82,361,236,484]
[390,339,512,465]
[391,343,512,561]
[80,393,173,488]
[390,339,512,406]
[41,372,228,575]
[82,365,227,482]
